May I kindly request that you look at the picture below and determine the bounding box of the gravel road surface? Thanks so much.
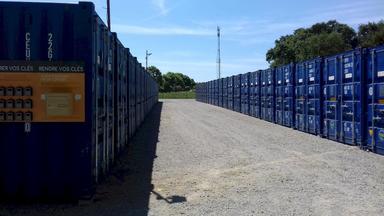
[1,99,384,216]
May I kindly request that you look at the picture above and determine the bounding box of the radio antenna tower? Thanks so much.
[217,26,221,79]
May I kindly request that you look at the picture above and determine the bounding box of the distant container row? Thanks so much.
[196,45,384,155]
[0,2,158,201]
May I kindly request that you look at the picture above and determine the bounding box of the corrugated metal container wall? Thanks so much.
[223,78,228,109]
[275,64,295,127]
[0,2,99,200]
[261,68,275,122]
[128,50,136,139]
[196,83,201,102]
[275,66,284,125]
[250,71,261,118]
[234,75,241,112]
[306,58,323,135]
[241,73,250,115]
[211,80,216,105]
[218,78,223,107]
[207,81,210,104]
[228,76,234,110]
[249,72,255,116]
[134,58,141,131]
[112,33,127,157]
[367,45,384,154]
[295,62,307,131]
[0,2,158,201]
[214,79,219,106]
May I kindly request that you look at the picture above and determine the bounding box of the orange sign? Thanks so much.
[0,71,85,122]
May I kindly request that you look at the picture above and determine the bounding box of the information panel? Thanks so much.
[0,61,85,122]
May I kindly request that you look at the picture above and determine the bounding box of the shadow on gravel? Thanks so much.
[0,102,164,216]
[105,102,164,216]
[151,189,187,204]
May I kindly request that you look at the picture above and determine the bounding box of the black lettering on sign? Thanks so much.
[0,61,84,73]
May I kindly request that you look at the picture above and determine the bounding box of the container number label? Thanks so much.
[309,77,315,81]
[328,76,335,81]
[286,79,290,83]
[378,71,384,77]
[25,32,31,60]
[48,33,53,60]
[299,79,303,83]
[345,73,352,78]
[278,80,281,84]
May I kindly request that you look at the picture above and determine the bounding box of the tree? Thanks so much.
[266,20,356,67]
[162,72,196,92]
[147,66,163,87]
[358,20,384,48]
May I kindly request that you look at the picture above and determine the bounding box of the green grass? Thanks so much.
[159,91,195,99]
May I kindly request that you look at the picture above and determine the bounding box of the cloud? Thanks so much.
[152,0,169,16]
[113,24,215,36]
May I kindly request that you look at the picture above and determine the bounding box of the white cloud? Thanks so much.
[152,0,169,16]
[113,24,215,36]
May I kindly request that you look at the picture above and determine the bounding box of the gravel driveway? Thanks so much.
[1,99,384,216]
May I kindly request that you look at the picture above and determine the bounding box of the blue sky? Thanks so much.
[13,0,384,81]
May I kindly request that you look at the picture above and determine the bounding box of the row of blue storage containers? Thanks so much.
[196,45,384,155]
[0,2,158,201]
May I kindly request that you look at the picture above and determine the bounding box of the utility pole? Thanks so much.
[107,0,111,31]
[146,50,152,70]
[217,26,221,79]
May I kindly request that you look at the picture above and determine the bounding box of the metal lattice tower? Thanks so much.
[217,26,221,79]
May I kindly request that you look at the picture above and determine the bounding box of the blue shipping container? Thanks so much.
[367,45,384,154]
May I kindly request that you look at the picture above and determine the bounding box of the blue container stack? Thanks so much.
[306,58,322,135]
[223,78,228,109]
[0,1,158,201]
[219,78,223,107]
[234,75,241,112]
[196,45,384,156]
[261,68,275,122]
[367,46,384,154]
[228,76,234,110]
[241,73,250,115]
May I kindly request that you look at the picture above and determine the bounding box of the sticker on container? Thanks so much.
[378,71,384,77]
[344,63,352,68]
[269,81,271,84]
[345,73,352,78]
[344,58,350,63]
[263,82,265,85]
[379,130,384,141]
[309,69,314,73]
[278,80,281,84]
[299,79,303,83]
[369,86,373,96]
[328,76,335,81]
[323,88,327,94]
[286,79,290,83]
[309,77,315,81]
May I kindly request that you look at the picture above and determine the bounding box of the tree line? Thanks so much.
[147,66,196,92]
[267,20,384,67]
